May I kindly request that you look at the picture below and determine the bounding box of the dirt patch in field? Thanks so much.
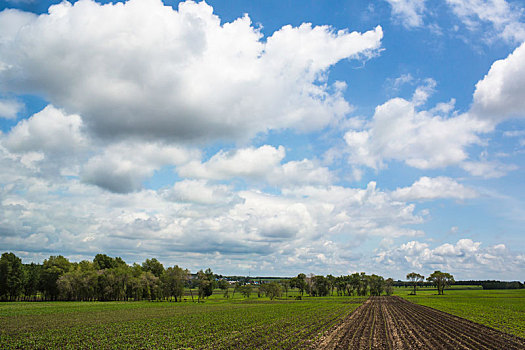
[313,296,525,349]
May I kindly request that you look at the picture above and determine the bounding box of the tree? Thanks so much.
[40,256,71,300]
[326,275,336,296]
[357,273,368,296]
[93,254,124,270]
[291,273,307,296]
[427,271,454,295]
[22,263,42,301]
[369,274,385,296]
[240,284,252,298]
[217,279,230,298]
[265,282,282,300]
[161,265,187,302]
[311,275,330,296]
[406,272,424,295]
[141,258,165,278]
[280,280,290,298]
[0,252,24,301]
[197,268,216,301]
[385,278,394,296]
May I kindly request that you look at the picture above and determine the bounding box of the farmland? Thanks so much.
[317,296,525,350]
[399,287,525,338]
[0,296,365,349]
[2,283,525,349]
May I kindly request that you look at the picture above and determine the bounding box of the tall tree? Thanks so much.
[141,258,165,278]
[311,275,330,296]
[161,265,187,302]
[369,274,385,296]
[406,272,424,295]
[197,268,216,301]
[265,282,282,300]
[427,271,454,295]
[22,263,41,301]
[385,278,394,296]
[40,255,71,300]
[0,252,24,301]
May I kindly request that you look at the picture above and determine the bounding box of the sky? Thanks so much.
[0,0,524,280]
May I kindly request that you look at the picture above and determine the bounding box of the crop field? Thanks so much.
[0,296,364,349]
[398,288,525,338]
[316,296,525,350]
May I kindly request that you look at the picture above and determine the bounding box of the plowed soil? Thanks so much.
[315,296,525,350]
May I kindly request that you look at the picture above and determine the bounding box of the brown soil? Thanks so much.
[314,296,525,350]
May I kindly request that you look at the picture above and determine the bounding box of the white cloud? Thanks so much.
[385,0,427,28]
[376,238,523,278]
[344,97,489,170]
[471,41,525,123]
[411,78,436,106]
[3,105,86,155]
[446,0,525,43]
[0,0,382,143]
[82,142,198,193]
[0,98,23,119]
[392,176,478,201]
[161,179,240,206]
[460,160,518,178]
[179,145,285,181]
[178,145,334,187]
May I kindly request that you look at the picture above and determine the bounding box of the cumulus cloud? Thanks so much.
[446,0,525,43]
[3,105,86,155]
[344,96,489,170]
[179,145,334,187]
[82,142,199,193]
[471,41,525,123]
[0,136,426,275]
[392,177,478,201]
[376,238,523,278]
[0,0,382,143]
[161,179,241,206]
[385,0,427,28]
[0,98,23,119]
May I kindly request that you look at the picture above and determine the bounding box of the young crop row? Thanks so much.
[399,288,525,338]
[0,297,365,349]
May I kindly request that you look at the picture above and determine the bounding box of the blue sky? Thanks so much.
[0,0,524,280]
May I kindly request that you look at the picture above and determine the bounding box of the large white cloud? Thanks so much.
[0,0,382,142]
[344,97,489,170]
[82,142,199,193]
[471,41,525,122]
[178,145,334,187]
[392,176,478,201]
[3,105,87,155]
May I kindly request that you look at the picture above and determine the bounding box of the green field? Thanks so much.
[397,287,525,338]
[0,296,364,349]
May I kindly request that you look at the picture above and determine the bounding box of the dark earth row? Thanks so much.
[314,296,525,350]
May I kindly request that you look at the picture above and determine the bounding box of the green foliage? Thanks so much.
[368,274,384,296]
[311,275,330,297]
[0,253,24,301]
[40,256,71,301]
[141,258,165,278]
[406,272,424,295]
[427,271,455,295]
[161,265,188,302]
[0,297,365,349]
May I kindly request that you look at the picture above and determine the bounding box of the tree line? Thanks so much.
[1,251,502,301]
